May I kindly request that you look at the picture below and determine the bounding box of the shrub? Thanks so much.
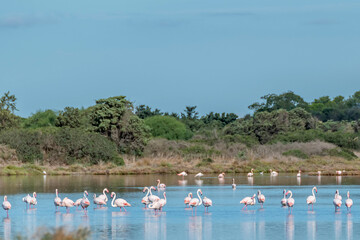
[23,110,57,129]
[282,149,309,159]
[196,158,214,167]
[145,115,192,140]
[327,148,357,160]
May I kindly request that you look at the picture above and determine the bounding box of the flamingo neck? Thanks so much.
[149,187,153,196]
[163,193,167,202]
[312,188,316,197]
[288,191,292,199]
[145,187,150,198]
[197,190,202,205]
[111,193,116,207]
[56,190,58,198]
[33,192,36,198]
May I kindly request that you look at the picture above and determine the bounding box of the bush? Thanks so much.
[327,148,357,160]
[196,158,214,167]
[145,115,192,140]
[282,149,309,159]
[23,110,57,129]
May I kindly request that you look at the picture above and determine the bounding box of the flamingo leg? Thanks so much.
[7,210,9,218]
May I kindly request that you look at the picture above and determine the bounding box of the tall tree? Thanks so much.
[0,91,19,130]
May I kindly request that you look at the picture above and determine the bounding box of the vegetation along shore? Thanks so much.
[0,90,360,175]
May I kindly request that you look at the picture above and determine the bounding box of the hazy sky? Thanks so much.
[1,0,360,117]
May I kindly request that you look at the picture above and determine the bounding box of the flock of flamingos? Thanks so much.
[1,169,353,217]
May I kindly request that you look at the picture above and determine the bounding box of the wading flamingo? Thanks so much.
[75,191,89,209]
[240,194,256,210]
[203,196,212,212]
[22,194,32,209]
[98,188,109,203]
[336,170,344,175]
[61,197,75,213]
[80,194,91,214]
[297,170,301,178]
[189,189,203,214]
[141,187,151,208]
[157,179,166,190]
[54,189,62,211]
[111,192,131,211]
[247,168,254,177]
[158,192,167,211]
[281,189,287,207]
[218,172,225,178]
[148,186,160,203]
[270,169,278,176]
[29,192,37,209]
[257,190,265,208]
[335,190,342,200]
[345,191,353,212]
[232,178,236,190]
[317,171,321,176]
[184,192,193,208]
[333,190,342,212]
[177,171,187,179]
[195,172,204,178]
[2,196,11,218]
[93,194,107,208]
[286,190,295,213]
[148,201,162,215]
[306,187,317,210]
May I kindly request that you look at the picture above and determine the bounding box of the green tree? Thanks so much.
[135,105,162,119]
[0,91,19,130]
[23,110,57,129]
[55,107,89,128]
[145,115,192,140]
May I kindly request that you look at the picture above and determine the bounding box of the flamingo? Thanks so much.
[345,191,353,212]
[157,179,166,190]
[281,189,287,207]
[247,168,254,177]
[336,170,343,175]
[177,171,187,178]
[232,178,236,190]
[93,194,107,208]
[335,190,342,200]
[260,172,264,175]
[240,194,256,210]
[286,190,295,213]
[110,192,131,211]
[306,187,317,210]
[148,201,162,214]
[158,192,167,211]
[98,188,109,203]
[333,190,342,211]
[317,171,321,176]
[297,170,301,178]
[184,192,193,208]
[2,196,11,218]
[270,169,278,176]
[218,172,225,178]
[80,194,91,214]
[141,187,151,208]
[257,190,265,208]
[203,196,212,212]
[54,189,62,211]
[29,192,37,209]
[61,197,75,213]
[189,189,203,214]
[195,172,204,178]
[22,194,32,208]
[148,186,160,203]
[75,191,89,209]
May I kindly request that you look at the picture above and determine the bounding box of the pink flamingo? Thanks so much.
[54,189,62,211]
[2,196,11,218]
[240,194,256,210]
[306,187,317,210]
[148,201,162,215]
[270,169,278,176]
[110,192,131,211]
[345,191,353,212]
[257,190,265,208]
[157,179,166,190]
[247,169,254,177]
[75,191,89,209]
[184,192,193,208]
[189,189,203,214]
[297,170,301,178]
[148,186,160,203]
[93,194,107,208]
[333,190,342,212]
[22,194,31,208]
[98,188,109,203]
[29,192,37,209]
[281,189,287,207]
[61,197,75,213]
[218,172,225,178]
[203,196,212,212]
[158,192,167,211]
[286,190,295,213]
[232,178,236,190]
[177,171,188,179]
[80,194,91,214]
[141,187,151,208]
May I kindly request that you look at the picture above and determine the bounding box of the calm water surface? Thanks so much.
[0,174,359,239]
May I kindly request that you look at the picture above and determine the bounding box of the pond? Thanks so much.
[0,174,359,239]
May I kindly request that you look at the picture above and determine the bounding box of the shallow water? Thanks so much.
[0,174,359,239]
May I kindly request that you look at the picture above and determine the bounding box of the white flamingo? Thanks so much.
[184,192,193,208]
[281,189,287,207]
[336,170,344,175]
[22,194,32,208]
[54,189,62,211]
[158,192,167,211]
[203,196,212,212]
[317,171,321,176]
[218,172,225,178]
[111,192,131,211]
[286,190,295,213]
[335,189,342,200]
[247,168,254,177]
[98,188,109,203]
[61,197,75,213]
[177,171,188,178]
[148,201,162,214]
[75,191,89,209]
[257,190,265,208]
[232,178,236,190]
[80,194,90,214]
[306,187,317,210]
[141,187,151,208]
[345,191,353,212]
[148,186,160,203]
[240,194,256,210]
[157,179,166,191]
[189,189,203,214]
[297,170,301,178]
[93,194,107,208]
[2,196,11,218]
[195,172,204,178]
[333,190,342,211]
[29,192,37,209]
[270,169,278,176]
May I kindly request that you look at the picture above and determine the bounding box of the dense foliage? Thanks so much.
[145,115,192,140]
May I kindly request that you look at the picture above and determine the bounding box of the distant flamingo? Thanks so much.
[286,190,295,213]
[218,172,225,178]
[98,188,109,203]
[184,192,193,208]
[306,187,317,210]
[195,172,204,178]
[141,187,151,208]
[270,169,278,176]
[247,168,254,177]
[297,170,301,178]
[281,189,287,207]
[345,191,353,212]
[333,190,342,211]
[232,178,236,190]
[29,192,37,209]
[22,194,32,209]
[2,196,11,217]
[54,189,62,211]
[148,201,162,214]
[157,179,166,190]
[177,171,188,179]
[189,189,203,214]
[158,192,167,211]
[75,191,89,209]
[110,192,131,211]
[335,189,342,200]
[257,190,265,208]
[61,197,75,213]
[80,194,90,214]
[93,194,107,208]
[317,171,321,176]
[148,186,160,203]
[203,196,212,212]
[336,170,343,175]
[240,194,256,210]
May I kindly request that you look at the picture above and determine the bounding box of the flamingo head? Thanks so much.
[283,189,286,194]
[200,190,203,195]
[110,192,115,198]
[157,179,160,183]
[33,192,37,198]
[105,188,109,193]
[190,192,193,198]
[347,191,350,198]
[285,191,291,196]
[252,194,256,199]
[85,191,88,196]
[142,187,146,193]
[257,190,261,195]
[314,187,317,193]
[151,186,157,191]
[4,196,7,201]
[269,169,272,173]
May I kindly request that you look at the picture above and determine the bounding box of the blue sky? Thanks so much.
[1,0,360,117]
